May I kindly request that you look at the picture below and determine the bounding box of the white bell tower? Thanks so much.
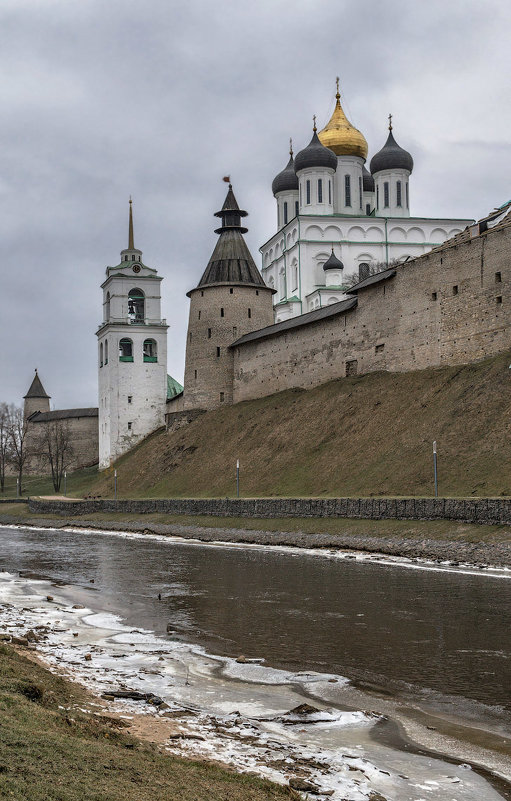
[97,200,168,469]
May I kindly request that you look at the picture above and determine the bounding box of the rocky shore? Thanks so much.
[2,512,511,567]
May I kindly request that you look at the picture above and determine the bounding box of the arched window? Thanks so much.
[128,288,145,323]
[143,338,157,362]
[119,338,133,361]
[99,342,103,367]
[105,292,110,321]
[104,339,109,364]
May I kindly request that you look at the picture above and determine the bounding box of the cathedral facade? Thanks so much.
[263,81,474,321]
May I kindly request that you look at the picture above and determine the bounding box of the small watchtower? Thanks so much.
[183,182,275,410]
[23,370,50,421]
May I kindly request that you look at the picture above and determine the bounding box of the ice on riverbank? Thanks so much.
[0,569,507,801]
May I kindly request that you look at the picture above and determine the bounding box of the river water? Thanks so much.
[1,524,510,799]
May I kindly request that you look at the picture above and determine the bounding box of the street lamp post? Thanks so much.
[433,441,438,498]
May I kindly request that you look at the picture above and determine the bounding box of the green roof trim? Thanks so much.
[167,374,184,400]
[274,295,301,306]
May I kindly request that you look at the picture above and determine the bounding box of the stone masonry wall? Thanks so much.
[232,223,511,401]
[28,496,511,526]
[183,284,274,410]
[25,415,98,474]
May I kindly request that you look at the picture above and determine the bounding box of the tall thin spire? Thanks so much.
[128,197,134,250]
[388,113,393,132]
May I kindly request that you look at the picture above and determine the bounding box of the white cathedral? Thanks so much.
[263,79,473,321]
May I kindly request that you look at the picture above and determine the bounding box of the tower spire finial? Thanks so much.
[289,137,293,156]
[128,196,134,250]
[388,113,393,132]
[313,114,317,133]
[335,76,340,100]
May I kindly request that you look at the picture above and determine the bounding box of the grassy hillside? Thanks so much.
[84,351,511,499]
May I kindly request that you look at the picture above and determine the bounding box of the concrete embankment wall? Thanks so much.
[28,497,511,525]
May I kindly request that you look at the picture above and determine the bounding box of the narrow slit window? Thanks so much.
[431,292,437,301]
[396,180,402,207]
[317,179,323,203]
[452,285,459,296]
[248,308,251,318]
[295,200,299,216]
[359,176,362,209]
[207,328,212,338]
[220,392,225,402]
[495,272,502,283]
[220,307,224,317]
[216,347,221,357]
[284,201,288,223]
[496,295,503,304]
[384,182,389,207]
[328,180,331,205]
[306,180,311,204]
[344,175,351,207]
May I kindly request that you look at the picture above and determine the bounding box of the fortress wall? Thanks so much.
[233,224,511,402]
[25,415,98,475]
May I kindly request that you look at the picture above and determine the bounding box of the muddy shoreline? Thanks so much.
[1,513,511,567]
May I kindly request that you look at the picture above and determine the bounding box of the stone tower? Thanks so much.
[96,200,168,469]
[183,183,275,411]
[23,370,50,421]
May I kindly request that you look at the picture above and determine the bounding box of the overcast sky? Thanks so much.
[1,0,510,407]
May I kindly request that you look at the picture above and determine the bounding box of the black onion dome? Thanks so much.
[362,165,374,192]
[370,129,413,175]
[272,154,299,195]
[323,250,344,271]
[295,131,337,172]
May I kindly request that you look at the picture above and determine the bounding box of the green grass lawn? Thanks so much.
[0,644,293,801]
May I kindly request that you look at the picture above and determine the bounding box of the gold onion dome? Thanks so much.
[318,80,368,160]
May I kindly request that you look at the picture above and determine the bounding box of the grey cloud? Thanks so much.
[1,0,510,407]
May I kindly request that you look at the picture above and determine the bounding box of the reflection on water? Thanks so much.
[1,526,510,722]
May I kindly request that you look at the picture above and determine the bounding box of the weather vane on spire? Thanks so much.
[313,114,317,132]
[289,138,293,156]
[336,76,340,98]
[388,113,393,131]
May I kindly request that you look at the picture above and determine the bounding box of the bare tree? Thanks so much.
[39,418,74,492]
[345,258,402,288]
[6,404,30,493]
[0,404,8,493]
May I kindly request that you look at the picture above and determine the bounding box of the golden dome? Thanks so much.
[318,81,368,160]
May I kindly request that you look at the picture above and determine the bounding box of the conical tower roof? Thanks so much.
[318,79,368,160]
[193,184,267,290]
[24,370,50,399]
